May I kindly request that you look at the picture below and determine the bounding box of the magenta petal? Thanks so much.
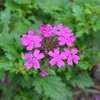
[70,36,76,42]
[36,53,45,59]
[64,27,72,33]
[59,52,67,59]
[64,47,70,54]
[28,30,34,35]
[66,41,74,46]
[33,60,40,69]
[68,56,73,65]
[33,49,40,57]
[46,24,52,30]
[27,44,34,50]
[57,59,65,67]
[49,58,57,65]
[40,24,44,30]
[54,48,59,55]
[36,29,42,33]
[35,42,41,47]
[58,24,63,30]
[24,53,33,59]
[73,59,78,64]
[24,61,33,69]
[71,48,78,54]
[74,55,80,60]
[22,40,29,45]
[48,51,56,57]
[58,37,66,45]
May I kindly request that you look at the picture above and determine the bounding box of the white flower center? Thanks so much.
[66,39,68,42]
[43,30,46,32]
[31,41,34,43]
[63,31,65,33]
[33,57,35,60]
[70,54,72,56]
[56,56,58,59]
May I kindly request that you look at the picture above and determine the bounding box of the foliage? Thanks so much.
[0,0,100,100]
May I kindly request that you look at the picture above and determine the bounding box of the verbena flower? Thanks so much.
[39,65,49,77]
[24,49,45,69]
[21,24,80,77]
[58,34,76,46]
[93,94,100,100]
[36,24,52,37]
[94,65,99,70]
[1,76,10,85]
[64,48,80,65]
[79,50,85,54]
[48,48,67,67]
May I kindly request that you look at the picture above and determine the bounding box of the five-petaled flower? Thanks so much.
[36,24,52,37]
[64,47,80,65]
[39,66,49,77]
[58,33,76,46]
[24,49,45,69]
[48,48,67,67]
[21,32,42,50]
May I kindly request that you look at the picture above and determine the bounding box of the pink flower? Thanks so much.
[21,35,42,50]
[48,48,67,67]
[64,47,80,65]
[49,26,58,34]
[36,24,52,37]
[93,94,100,100]
[94,65,99,70]
[21,30,34,41]
[55,24,73,36]
[24,49,45,69]
[58,34,76,46]
[39,66,49,77]
[1,76,10,85]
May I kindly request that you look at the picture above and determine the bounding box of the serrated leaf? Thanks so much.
[72,4,85,22]
[71,73,94,88]
[33,76,67,100]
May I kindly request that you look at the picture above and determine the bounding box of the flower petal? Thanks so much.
[49,58,57,65]
[67,56,73,65]
[24,60,33,69]
[64,47,70,54]
[48,50,56,57]
[59,52,67,59]
[33,60,40,69]
[66,41,74,47]
[22,40,29,45]
[70,36,76,42]
[57,59,65,67]
[36,53,45,59]
[58,37,66,45]
[28,30,34,35]
[24,53,33,59]
[33,49,40,57]
[58,24,63,30]
[54,48,59,55]
[40,24,44,30]
[46,24,52,30]
[26,44,34,50]
[71,48,78,54]
[36,29,42,33]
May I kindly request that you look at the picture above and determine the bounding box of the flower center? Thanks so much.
[66,39,68,42]
[33,57,35,60]
[31,41,34,43]
[70,54,72,56]
[63,31,65,33]
[56,56,58,59]
[43,30,46,32]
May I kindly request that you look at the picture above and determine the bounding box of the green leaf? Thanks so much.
[71,73,94,88]
[72,4,85,22]
[0,70,6,81]
[33,76,67,100]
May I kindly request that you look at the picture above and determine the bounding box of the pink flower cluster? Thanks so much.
[21,24,80,77]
